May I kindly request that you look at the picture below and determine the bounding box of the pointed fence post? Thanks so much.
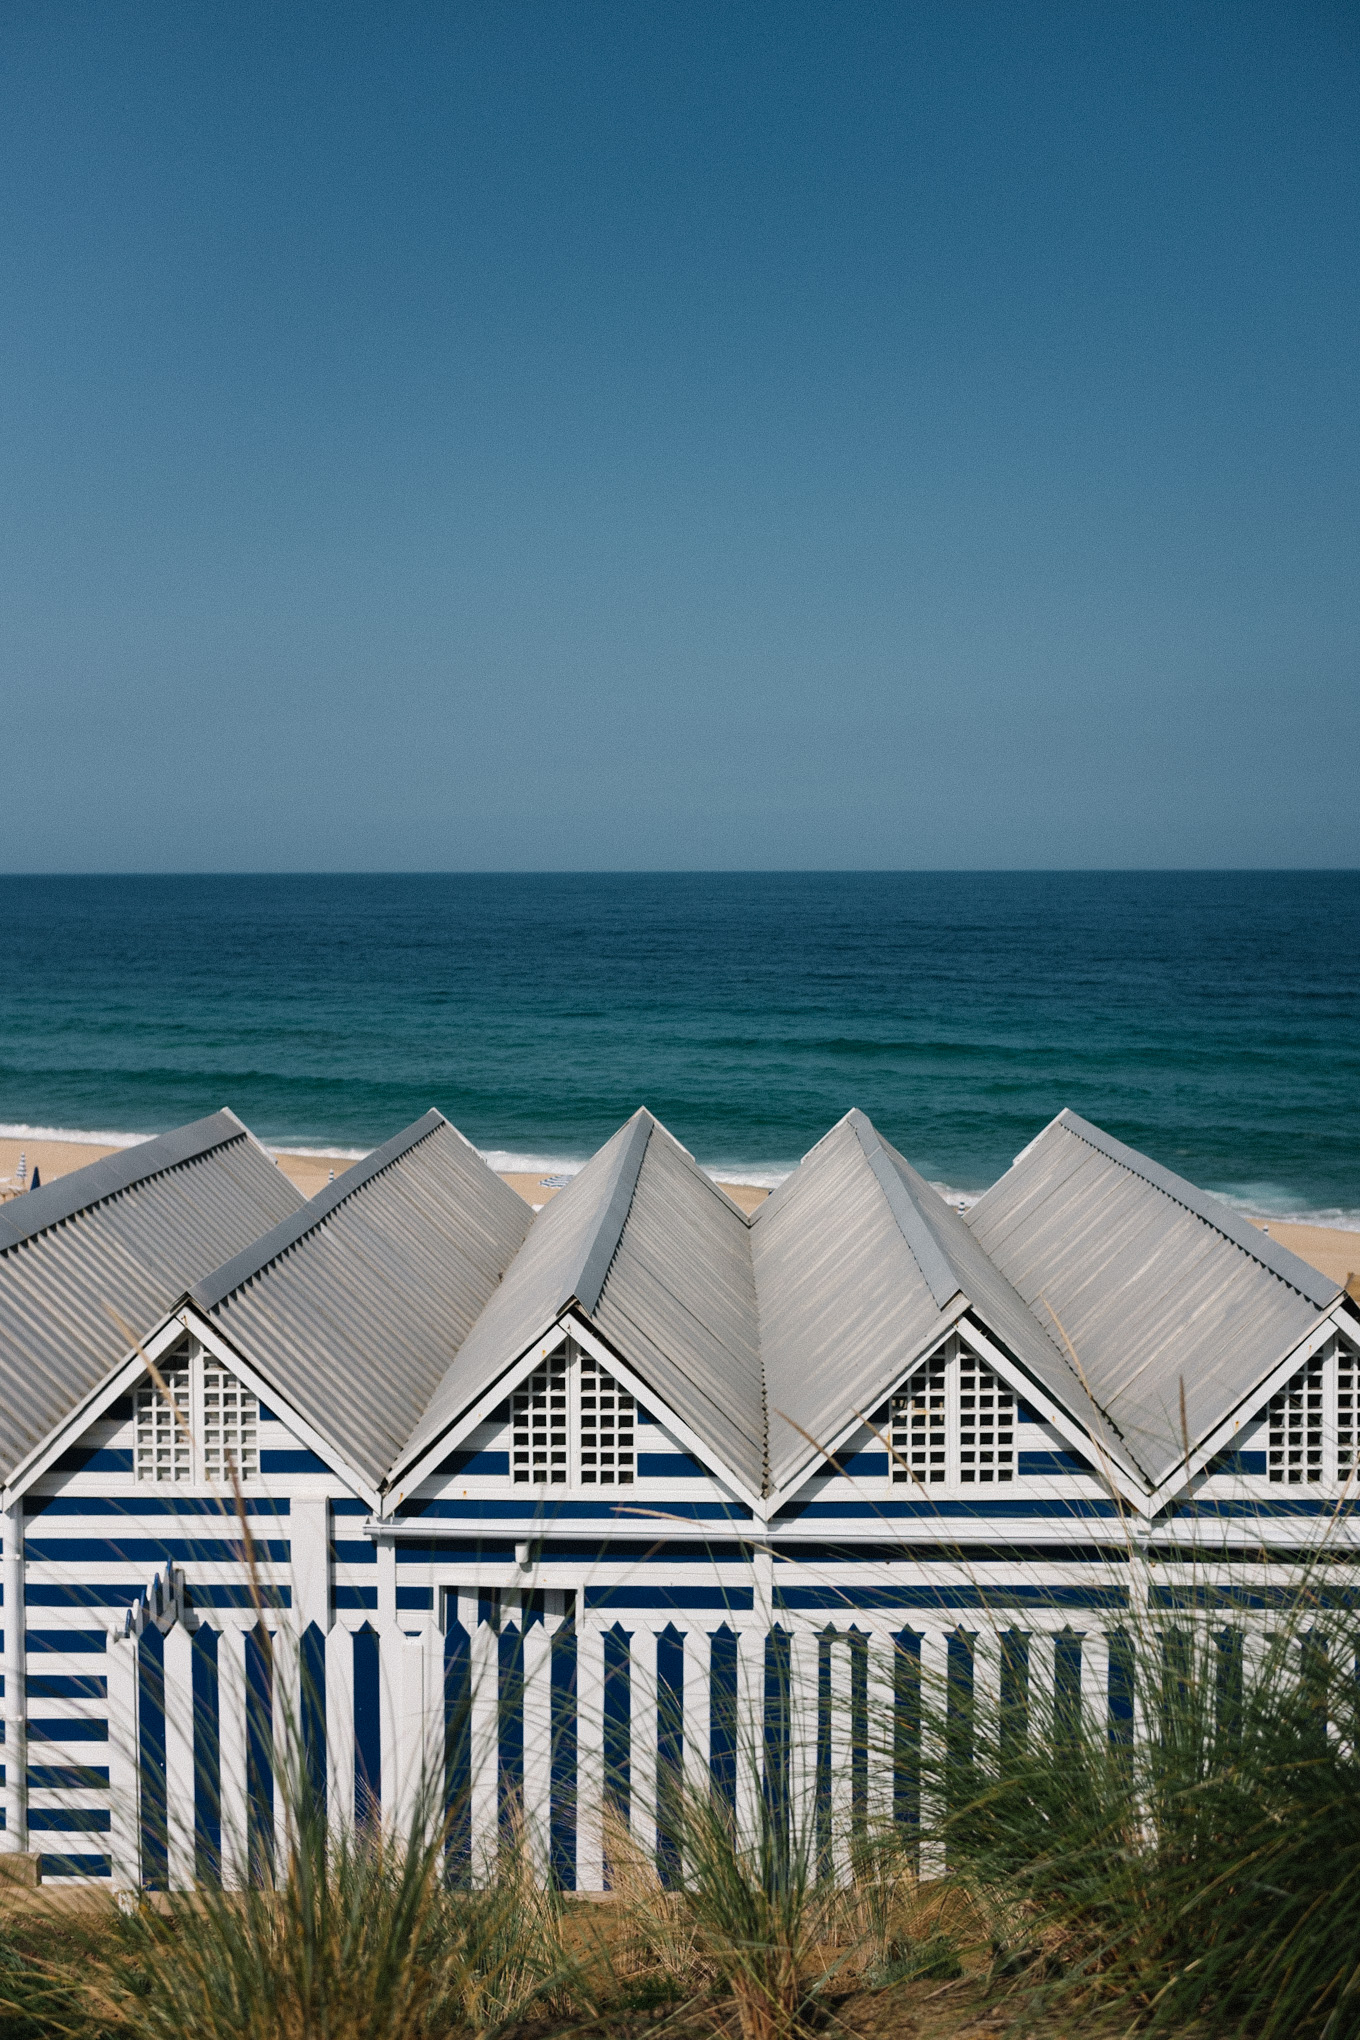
[575,1621,606,1893]
[469,1601,499,1883]
[106,1631,140,1892]
[521,1602,555,1882]
[1,1504,25,1860]
[162,1622,198,1888]
[630,1626,657,1872]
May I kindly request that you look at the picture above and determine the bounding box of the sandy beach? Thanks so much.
[0,1136,774,1220]
[1,1133,1354,1291]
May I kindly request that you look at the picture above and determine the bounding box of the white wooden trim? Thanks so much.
[3,1311,191,1508]
[1147,1311,1351,1511]
[180,1310,379,1508]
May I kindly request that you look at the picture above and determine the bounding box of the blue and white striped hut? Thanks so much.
[0,1103,1353,1888]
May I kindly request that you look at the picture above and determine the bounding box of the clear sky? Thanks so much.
[3,3,1356,872]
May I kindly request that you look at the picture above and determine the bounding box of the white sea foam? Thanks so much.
[0,1122,155,1149]
[3,1125,1355,1228]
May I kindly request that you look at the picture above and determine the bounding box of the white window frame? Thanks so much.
[1256,1330,1360,1490]
[507,1336,637,1491]
[134,1333,261,1488]
[885,1330,1018,1492]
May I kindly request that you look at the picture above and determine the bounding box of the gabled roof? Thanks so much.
[195,1111,533,1490]
[965,1108,1343,1488]
[756,1111,1126,1494]
[0,1111,304,1486]
[394,1110,765,1495]
[591,1115,762,1492]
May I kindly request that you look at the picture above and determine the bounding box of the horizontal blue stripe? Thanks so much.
[331,1542,377,1565]
[260,1450,331,1474]
[25,1538,290,1563]
[396,1588,433,1610]
[331,1499,370,1516]
[585,1587,755,1610]
[393,1499,754,1524]
[26,1583,287,1610]
[29,1720,107,1743]
[1152,1583,1360,1611]
[28,1808,111,1832]
[436,1449,510,1477]
[334,1586,378,1610]
[1168,1498,1354,1519]
[28,1766,109,1789]
[637,1452,707,1477]
[771,1540,1129,1563]
[1018,1451,1090,1475]
[27,1497,288,1518]
[775,1584,1130,1611]
[27,1676,107,1700]
[52,1448,133,1474]
[1207,1452,1269,1476]
[189,1584,292,1608]
[773,1499,1121,1522]
[27,1631,106,1655]
[40,1853,111,1878]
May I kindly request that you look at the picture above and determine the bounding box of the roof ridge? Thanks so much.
[1055,1109,1341,1311]
[191,1108,449,1310]
[566,1110,654,1314]
[0,1110,262,1255]
[847,1110,962,1309]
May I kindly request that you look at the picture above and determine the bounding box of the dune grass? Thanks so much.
[2,1595,1359,2039]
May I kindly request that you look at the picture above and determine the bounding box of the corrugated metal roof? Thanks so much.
[0,1113,304,1486]
[754,1112,1126,1496]
[393,1113,658,1476]
[965,1110,1340,1485]
[592,1118,763,1494]
[755,1115,949,1492]
[201,1112,534,1490]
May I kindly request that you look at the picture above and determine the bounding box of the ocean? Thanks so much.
[1,872,1356,1222]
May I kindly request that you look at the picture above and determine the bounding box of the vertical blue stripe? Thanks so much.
[353,1624,381,1824]
[602,1623,631,1880]
[137,1624,167,1890]
[763,1628,790,1843]
[550,1622,577,1891]
[656,1624,684,1887]
[709,1625,739,1816]
[1108,1629,1135,1750]
[301,1623,326,1822]
[1055,1631,1082,1745]
[892,1628,921,1832]
[245,1627,273,1881]
[444,1619,471,1882]
[498,1623,524,1841]
[192,1625,221,1883]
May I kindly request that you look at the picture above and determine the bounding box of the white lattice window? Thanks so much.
[1268,1353,1323,1484]
[888,1335,1017,1487]
[511,1349,569,1485]
[135,1358,191,1482]
[509,1342,637,1487]
[958,1356,1015,1483]
[202,1363,259,1482]
[890,1351,947,1483]
[134,1337,259,1486]
[578,1354,635,1485]
[1261,1336,1357,1488]
[1339,1346,1357,1484]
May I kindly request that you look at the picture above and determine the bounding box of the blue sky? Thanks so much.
[3,2,1356,870]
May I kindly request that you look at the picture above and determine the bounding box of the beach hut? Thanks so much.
[0,1102,1353,1888]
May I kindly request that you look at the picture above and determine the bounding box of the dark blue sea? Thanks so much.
[1,873,1356,1221]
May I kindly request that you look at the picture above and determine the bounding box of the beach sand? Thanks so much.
[1,1135,1353,1293]
[0,1138,774,1219]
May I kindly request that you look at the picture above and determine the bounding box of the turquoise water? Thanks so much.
[1,872,1356,1219]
